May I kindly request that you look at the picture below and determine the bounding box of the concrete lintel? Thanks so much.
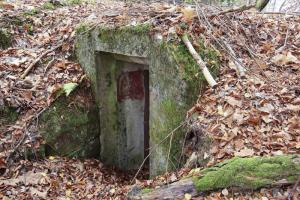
[97,51,149,65]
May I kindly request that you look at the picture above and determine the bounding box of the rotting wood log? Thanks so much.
[129,155,300,200]
[182,34,217,87]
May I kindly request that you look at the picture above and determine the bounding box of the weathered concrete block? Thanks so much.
[39,86,100,158]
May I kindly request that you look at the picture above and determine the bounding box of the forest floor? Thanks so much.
[0,0,299,199]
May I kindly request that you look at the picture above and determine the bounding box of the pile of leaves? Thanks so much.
[0,0,94,163]
[181,2,300,199]
[0,157,134,199]
[188,5,300,167]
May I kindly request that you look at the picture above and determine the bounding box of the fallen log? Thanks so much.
[129,155,300,199]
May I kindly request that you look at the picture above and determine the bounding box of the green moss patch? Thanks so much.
[76,23,90,34]
[0,29,12,49]
[97,23,151,45]
[0,106,19,130]
[42,2,56,10]
[167,38,220,106]
[23,8,40,16]
[141,188,153,194]
[150,98,185,169]
[39,85,100,158]
[193,155,300,192]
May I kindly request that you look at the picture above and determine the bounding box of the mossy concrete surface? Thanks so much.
[193,155,300,192]
[39,86,100,158]
[76,23,220,176]
[0,106,19,133]
[0,28,12,49]
[76,24,151,94]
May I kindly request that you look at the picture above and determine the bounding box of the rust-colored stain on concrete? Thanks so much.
[117,70,145,102]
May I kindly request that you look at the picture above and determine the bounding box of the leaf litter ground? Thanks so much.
[0,0,299,199]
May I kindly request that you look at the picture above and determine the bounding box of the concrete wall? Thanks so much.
[39,86,100,158]
[76,24,218,176]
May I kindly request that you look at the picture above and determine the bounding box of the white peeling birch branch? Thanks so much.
[181,34,217,87]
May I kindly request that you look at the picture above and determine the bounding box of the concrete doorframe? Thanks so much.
[96,51,149,170]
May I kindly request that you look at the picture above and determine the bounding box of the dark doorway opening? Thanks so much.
[96,52,149,173]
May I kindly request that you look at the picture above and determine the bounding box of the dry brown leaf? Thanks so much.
[271,52,300,65]
[225,96,242,108]
[234,148,254,157]
[247,114,261,125]
[180,7,196,22]
[30,187,48,198]
[258,103,274,114]
[286,104,300,112]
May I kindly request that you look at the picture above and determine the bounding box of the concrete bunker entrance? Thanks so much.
[96,52,149,171]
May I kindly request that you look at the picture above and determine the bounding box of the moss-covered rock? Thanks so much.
[39,85,100,158]
[0,28,12,49]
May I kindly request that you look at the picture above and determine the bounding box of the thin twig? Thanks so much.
[283,25,290,48]
[179,129,189,165]
[194,1,248,74]
[131,121,187,184]
[259,12,300,16]
[165,130,174,184]
[287,172,300,200]
[194,1,272,82]
[282,13,290,50]
[5,128,28,164]
[5,108,47,165]
[209,5,254,18]
[44,57,55,75]
[20,43,63,79]
[223,41,246,77]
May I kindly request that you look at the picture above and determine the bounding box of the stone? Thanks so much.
[222,188,229,196]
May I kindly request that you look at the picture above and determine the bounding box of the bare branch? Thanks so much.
[181,34,217,87]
